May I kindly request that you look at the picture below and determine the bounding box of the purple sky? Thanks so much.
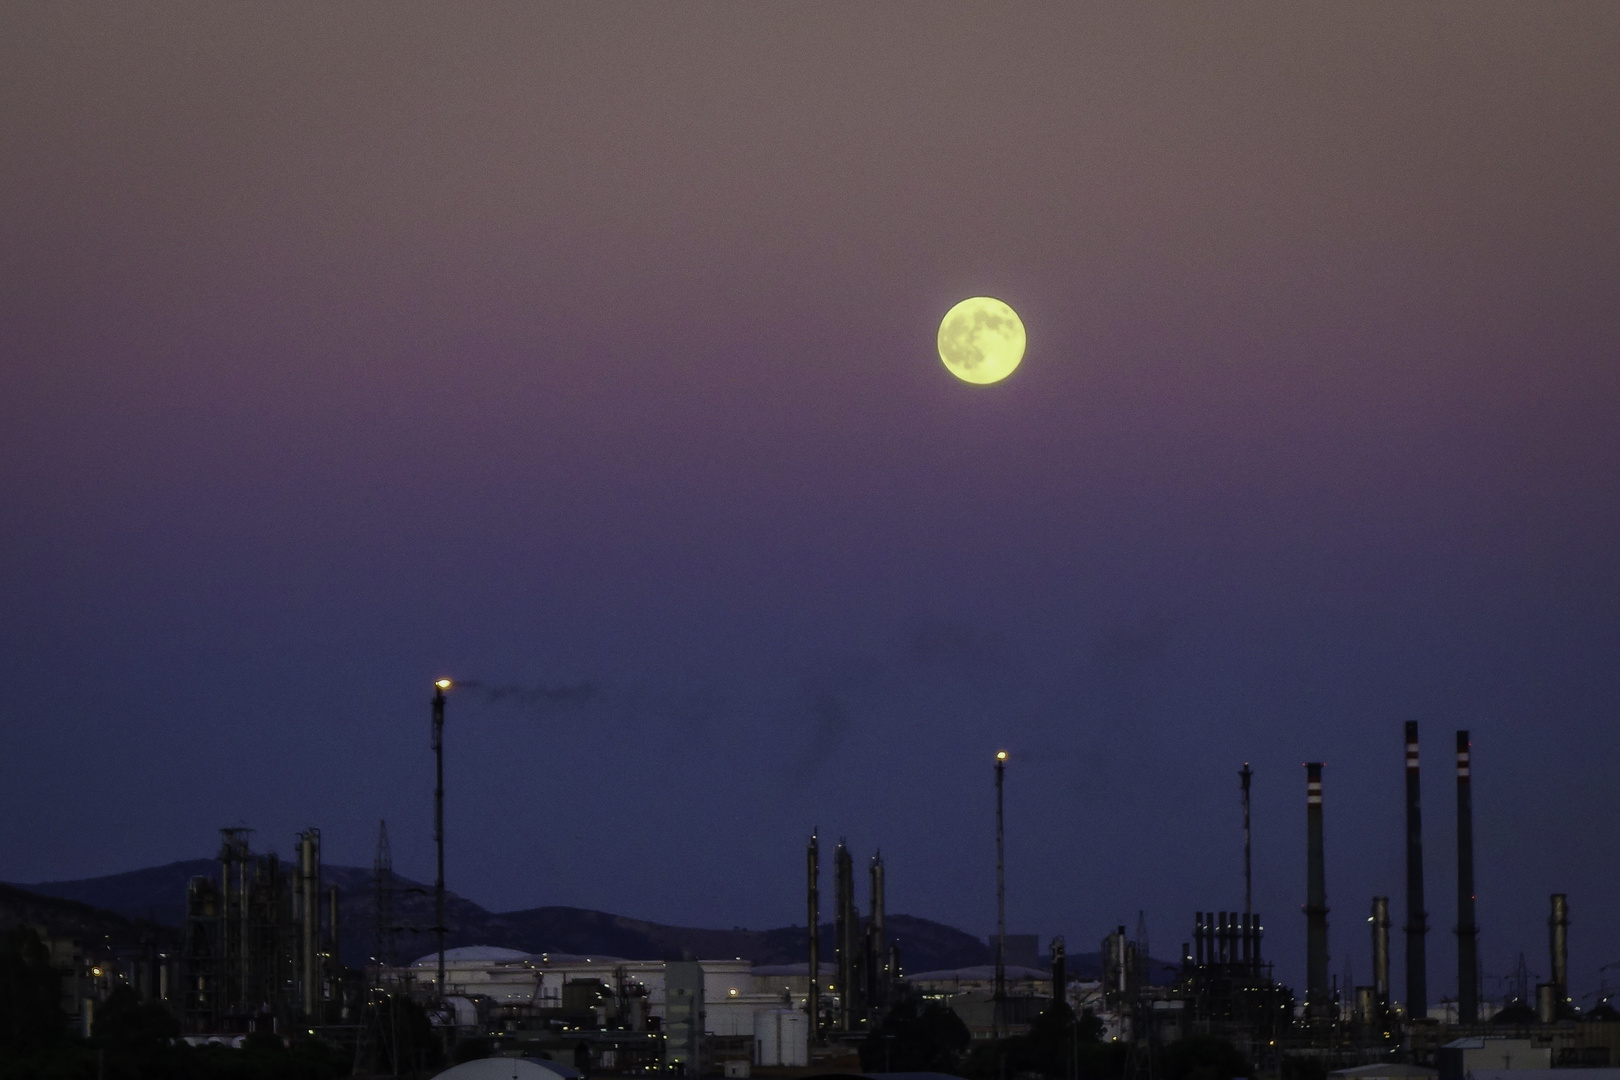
[4,5,1619,1004]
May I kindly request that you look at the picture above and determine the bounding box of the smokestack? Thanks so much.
[1305,763,1330,1014]
[868,851,886,1018]
[834,840,856,1030]
[1456,731,1479,1024]
[299,828,321,1018]
[1241,763,1254,919]
[1405,721,1429,1020]
[806,832,820,1041]
[1371,896,1391,1004]
[1550,894,1569,1014]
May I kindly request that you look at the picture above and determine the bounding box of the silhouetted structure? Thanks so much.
[374,820,396,971]
[182,827,341,1033]
[866,852,888,1023]
[1548,893,1570,1020]
[431,680,449,1000]
[1456,731,1479,1023]
[835,839,857,1030]
[1405,722,1428,1021]
[1305,763,1330,1019]
[806,830,820,1040]
[993,751,1007,1036]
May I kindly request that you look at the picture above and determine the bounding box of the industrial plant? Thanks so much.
[11,706,1617,1080]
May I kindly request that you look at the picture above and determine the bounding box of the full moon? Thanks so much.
[937,296,1026,384]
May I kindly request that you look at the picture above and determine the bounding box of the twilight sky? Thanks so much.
[3,4,1619,1004]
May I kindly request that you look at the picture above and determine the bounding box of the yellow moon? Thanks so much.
[937,296,1026,384]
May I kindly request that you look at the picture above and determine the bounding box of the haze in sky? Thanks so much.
[2,4,1618,1002]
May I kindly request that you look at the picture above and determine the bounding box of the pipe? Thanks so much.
[1550,894,1569,1012]
[1371,896,1391,1003]
[806,832,819,1041]
[1305,763,1330,1013]
[1456,731,1479,1023]
[1405,722,1429,1020]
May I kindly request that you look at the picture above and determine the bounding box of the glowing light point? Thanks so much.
[996,750,1008,761]
[435,679,452,689]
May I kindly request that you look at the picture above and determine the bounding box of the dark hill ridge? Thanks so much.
[0,881,179,952]
[18,862,993,973]
[29,859,214,929]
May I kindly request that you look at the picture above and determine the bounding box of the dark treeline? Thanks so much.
[860,987,1256,1080]
[0,927,436,1080]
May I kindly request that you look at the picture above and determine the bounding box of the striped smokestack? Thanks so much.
[1456,732,1479,1023]
[1405,721,1428,1020]
[1305,762,1330,1013]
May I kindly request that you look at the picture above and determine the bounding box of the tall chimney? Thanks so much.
[1371,896,1391,1004]
[806,832,820,1041]
[1550,894,1569,1015]
[1404,722,1428,1020]
[1456,731,1479,1023]
[834,841,854,1030]
[1241,763,1254,919]
[1305,763,1330,1014]
[868,851,886,1018]
[298,828,321,1018]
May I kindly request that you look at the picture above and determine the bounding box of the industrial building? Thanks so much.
[377,947,809,1072]
[39,707,1611,1079]
[181,826,355,1035]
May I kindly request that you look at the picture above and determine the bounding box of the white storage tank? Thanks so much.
[753,1009,808,1067]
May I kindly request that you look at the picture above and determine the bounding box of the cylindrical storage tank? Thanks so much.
[755,1009,809,1067]
[1537,983,1557,1024]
